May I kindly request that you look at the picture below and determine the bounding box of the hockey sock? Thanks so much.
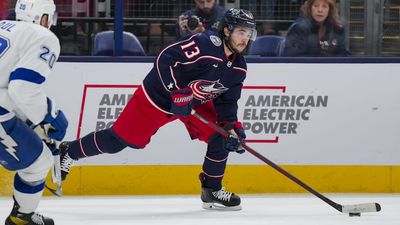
[68,128,127,160]
[202,157,226,190]
[13,174,44,213]
[202,135,229,190]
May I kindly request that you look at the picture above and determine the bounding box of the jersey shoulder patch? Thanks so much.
[210,35,222,47]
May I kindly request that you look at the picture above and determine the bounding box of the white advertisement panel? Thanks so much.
[46,62,400,165]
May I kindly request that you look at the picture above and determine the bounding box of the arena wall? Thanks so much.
[1,57,399,196]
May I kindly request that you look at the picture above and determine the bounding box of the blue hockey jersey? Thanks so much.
[142,30,247,123]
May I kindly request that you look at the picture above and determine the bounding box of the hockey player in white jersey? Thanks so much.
[0,0,68,225]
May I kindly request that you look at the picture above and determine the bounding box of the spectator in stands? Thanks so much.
[241,0,278,35]
[282,0,350,56]
[176,0,225,40]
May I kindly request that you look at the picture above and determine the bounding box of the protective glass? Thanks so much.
[232,26,257,41]
[51,11,58,26]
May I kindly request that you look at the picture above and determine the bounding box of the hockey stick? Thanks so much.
[45,184,62,197]
[45,141,63,197]
[191,110,381,215]
[33,125,63,197]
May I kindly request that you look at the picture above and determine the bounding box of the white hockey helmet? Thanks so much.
[15,0,57,28]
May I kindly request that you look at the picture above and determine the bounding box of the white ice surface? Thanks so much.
[0,194,398,225]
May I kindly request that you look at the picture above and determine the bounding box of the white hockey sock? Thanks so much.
[14,189,43,214]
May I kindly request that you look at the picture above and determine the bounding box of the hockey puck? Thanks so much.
[349,213,361,217]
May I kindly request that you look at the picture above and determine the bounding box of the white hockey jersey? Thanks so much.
[0,20,60,124]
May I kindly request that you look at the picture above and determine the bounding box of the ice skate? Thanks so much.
[199,173,242,211]
[59,141,74,181]
[5,196,54,225]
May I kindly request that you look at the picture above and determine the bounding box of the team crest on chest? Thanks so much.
[210,35,222,47]
[189,79,228,102]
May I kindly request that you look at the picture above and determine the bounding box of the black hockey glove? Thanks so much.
[220,122,246,154]
[170,87,194,117]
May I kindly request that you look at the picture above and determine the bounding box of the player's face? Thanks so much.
[311,0,329,24]
[228,27,253,53]
[40,14,49,28]
[195,0,215,15]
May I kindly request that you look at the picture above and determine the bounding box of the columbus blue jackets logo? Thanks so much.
[189,79,228,102]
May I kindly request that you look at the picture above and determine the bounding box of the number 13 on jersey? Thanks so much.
[181,40,200,59]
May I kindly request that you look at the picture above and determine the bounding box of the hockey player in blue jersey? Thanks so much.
[60,8,256,210]
[0,0,68,224]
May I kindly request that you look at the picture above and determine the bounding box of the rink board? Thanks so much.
[1,165,400,195]
[1,58,400,196]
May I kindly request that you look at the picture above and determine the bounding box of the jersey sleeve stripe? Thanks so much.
[173,55,223,67]
[169,66,180,89]
[9,68,46,84]
[232,67,247,73]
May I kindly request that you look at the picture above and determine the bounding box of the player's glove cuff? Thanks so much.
[170,87,194,117]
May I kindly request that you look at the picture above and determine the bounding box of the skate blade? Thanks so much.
[202,202,242,211]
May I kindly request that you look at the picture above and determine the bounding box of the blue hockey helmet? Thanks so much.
[221,8,257,41]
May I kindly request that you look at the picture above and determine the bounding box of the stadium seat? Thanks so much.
[93,31,146,56]
[248,35,285,57]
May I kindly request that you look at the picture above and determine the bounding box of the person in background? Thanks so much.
[240,0,278,35]
[282,0,350,56]
[60,8,257,211]
[0,0,68,224]
[176,0,225,40]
